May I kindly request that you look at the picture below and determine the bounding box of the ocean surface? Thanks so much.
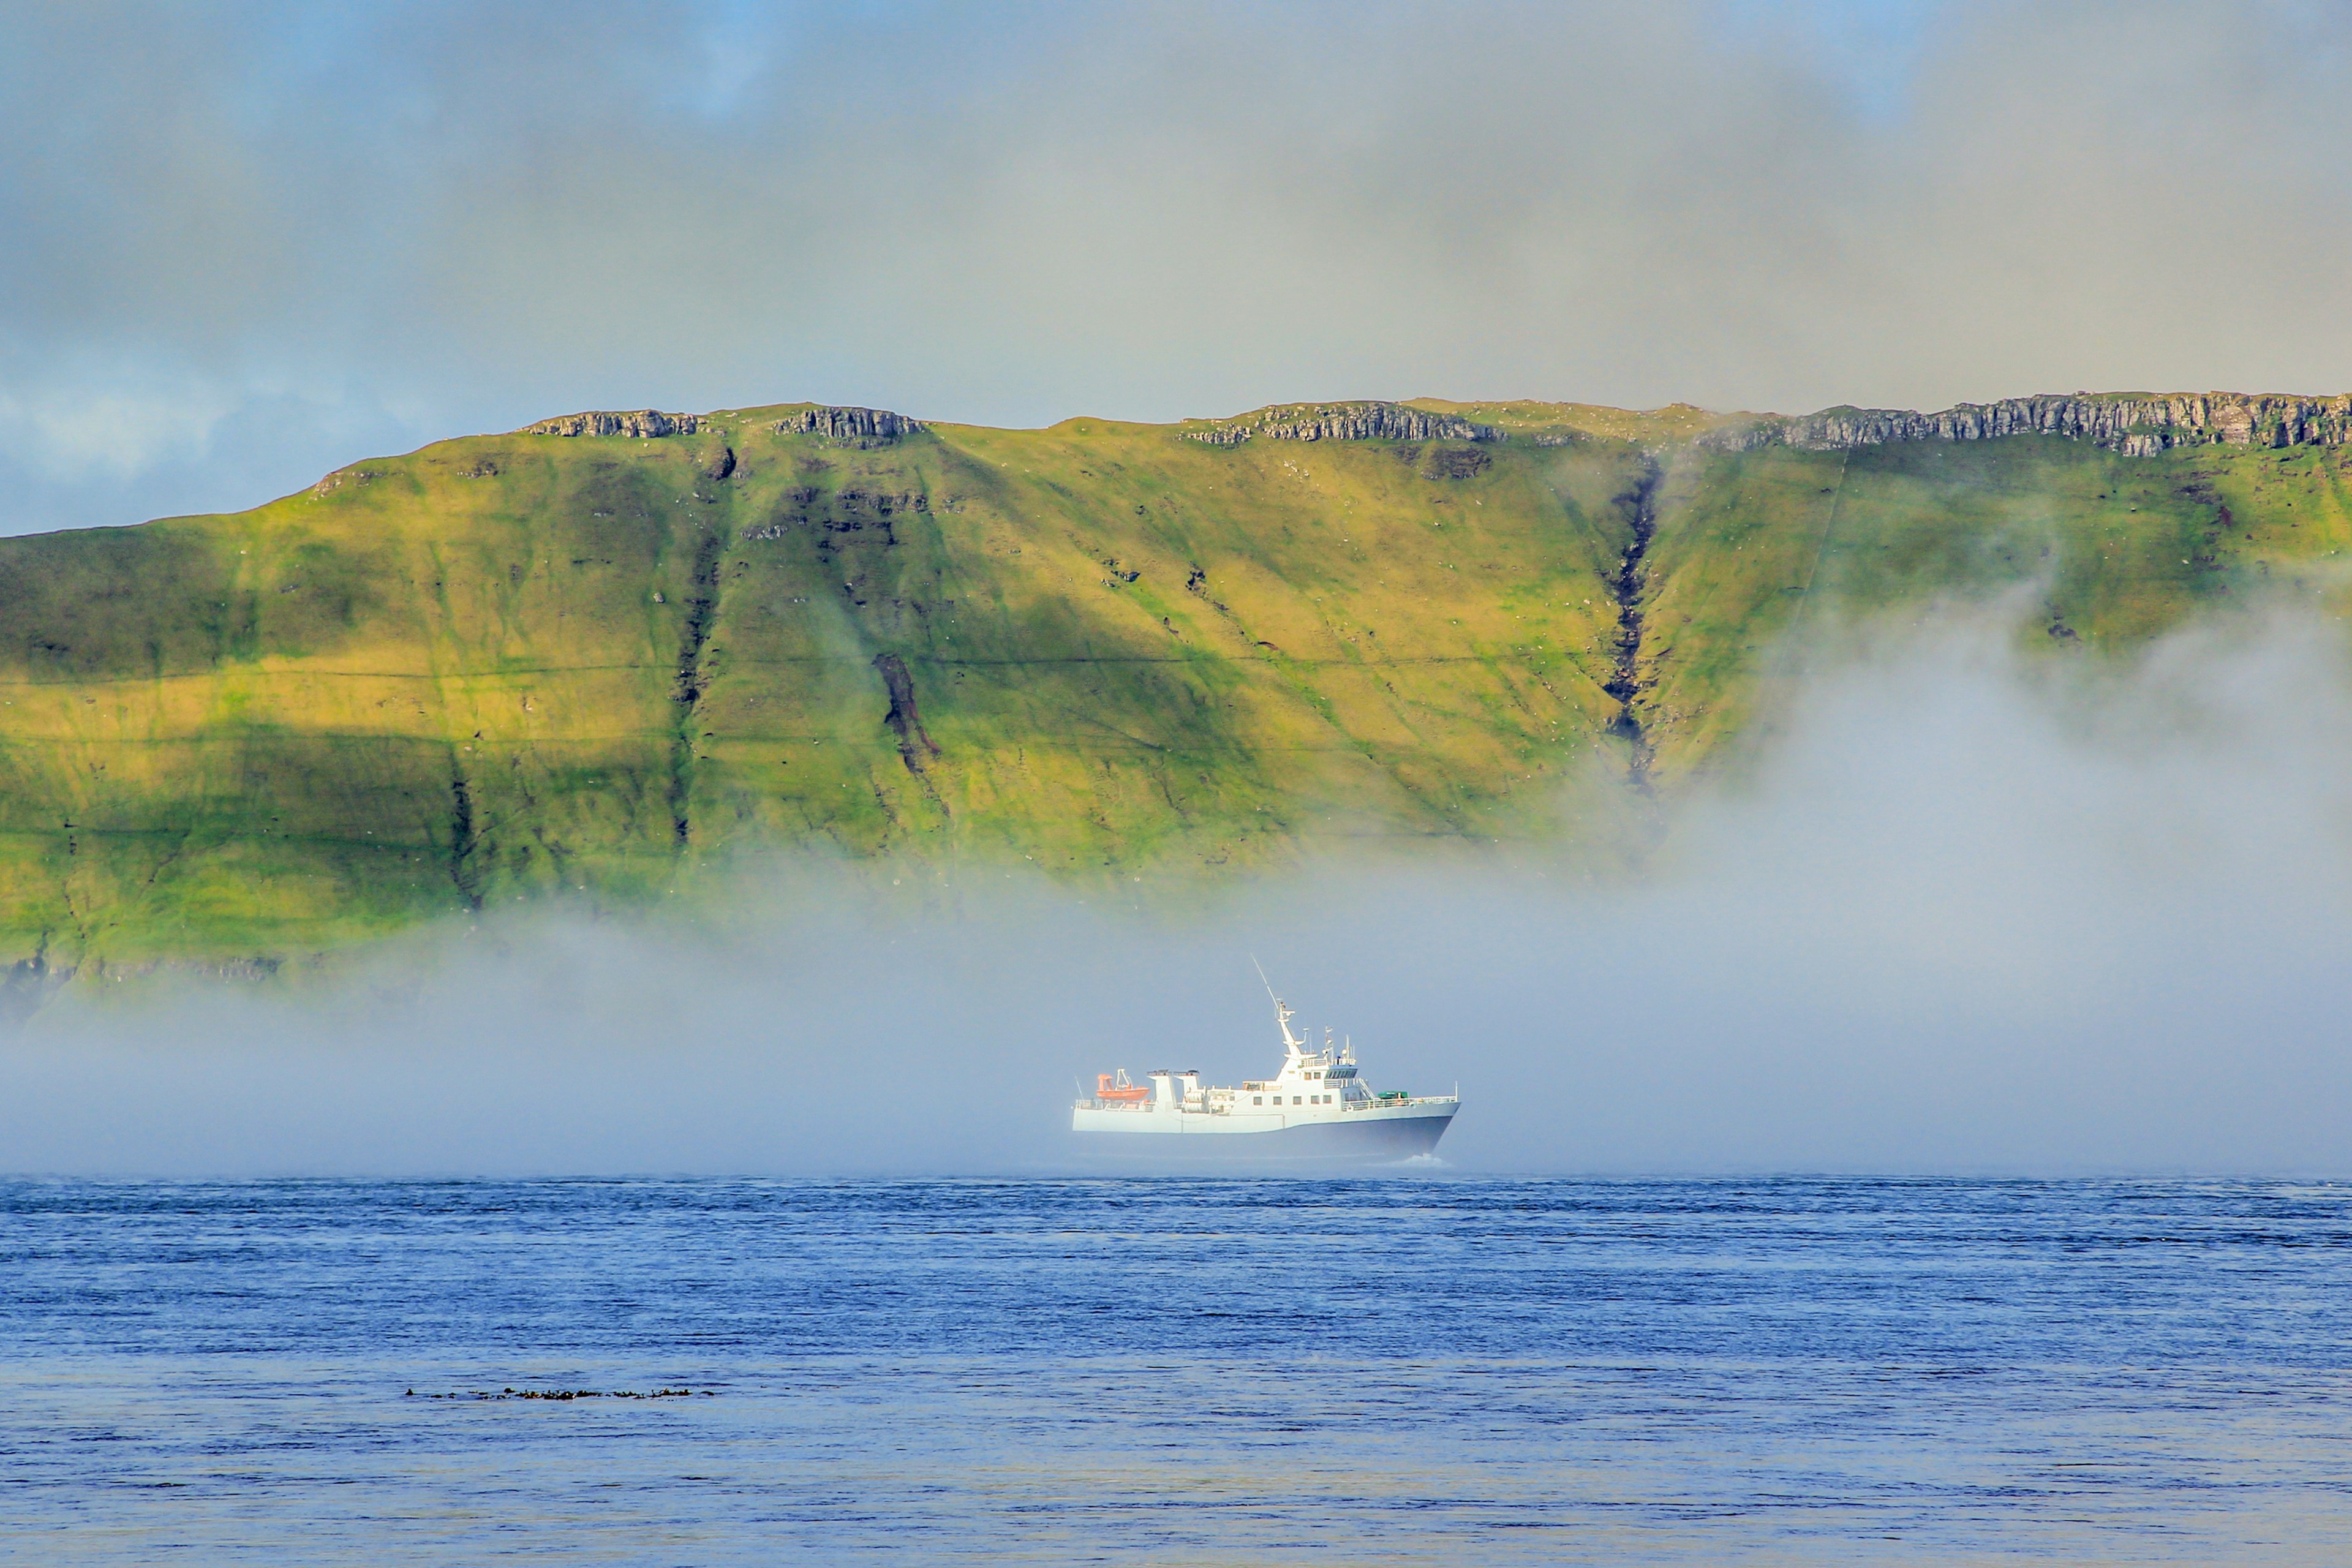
[4,1177,2351,1565]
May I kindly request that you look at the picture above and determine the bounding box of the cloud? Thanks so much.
[8,601,2352,1177]
[1,0,2348,532]
[0,364,426,538]
[0,380,233,484]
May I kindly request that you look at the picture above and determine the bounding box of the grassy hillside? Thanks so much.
[2,397,2348,965]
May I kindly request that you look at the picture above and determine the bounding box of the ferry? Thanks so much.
[1071,982,1458,1162]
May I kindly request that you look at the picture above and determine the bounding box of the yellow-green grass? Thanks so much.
[2,399,2348,963]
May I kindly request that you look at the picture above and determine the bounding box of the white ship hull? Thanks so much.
[1070,1100,1456,1164]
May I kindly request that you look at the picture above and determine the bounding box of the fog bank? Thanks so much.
[7,608,2352,1177]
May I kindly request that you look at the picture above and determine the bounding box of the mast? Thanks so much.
[1254,956,1306,1057]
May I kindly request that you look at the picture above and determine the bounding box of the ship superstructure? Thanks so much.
[1071,985,1458,1161]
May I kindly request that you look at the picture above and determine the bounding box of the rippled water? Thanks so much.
[5,1177,2351,1564]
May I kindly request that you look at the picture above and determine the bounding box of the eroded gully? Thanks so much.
[1600,456,1662,791]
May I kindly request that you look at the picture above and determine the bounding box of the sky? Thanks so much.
[2,0,2348,536]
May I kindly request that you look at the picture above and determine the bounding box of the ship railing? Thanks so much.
[1080,1093,1455,1112]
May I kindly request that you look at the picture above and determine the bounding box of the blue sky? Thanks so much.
[1,0,2346,536]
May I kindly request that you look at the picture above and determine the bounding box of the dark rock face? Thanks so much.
[777,407,925,445]
[0,946,70,1030]
[1420,447,1492,480]
[1187,402,1504,447]
[525,410,705,439]
[1704,393,2352,456]
[872,652,940,772]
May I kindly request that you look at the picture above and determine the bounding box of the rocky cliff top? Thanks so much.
[1187,402,1504,447]
[524,410,705,439]
[515,392,2352,461]
[1704,392,2352,457]
[775,406,924,445]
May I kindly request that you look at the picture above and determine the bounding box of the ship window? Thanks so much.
[1292,1096,1302,1106]
[1252,1096,1262,1106]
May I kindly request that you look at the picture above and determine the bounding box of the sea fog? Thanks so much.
[7,605,2352,1177]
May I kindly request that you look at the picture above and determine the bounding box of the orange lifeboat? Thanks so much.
[1096,1071,1149,1102]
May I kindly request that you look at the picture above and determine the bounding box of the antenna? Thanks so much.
[1251,954,1278,1005]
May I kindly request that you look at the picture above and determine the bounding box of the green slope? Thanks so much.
[1,396,2347,965]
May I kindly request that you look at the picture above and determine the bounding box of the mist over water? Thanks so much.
[9,608,2352,1177]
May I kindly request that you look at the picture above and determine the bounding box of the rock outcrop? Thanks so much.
[1187,402,1504,447]
[526,410,705,439]
[776,406,924,445]
[1703,393,2352,457]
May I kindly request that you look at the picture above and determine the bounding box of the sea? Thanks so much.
[4,1176,2350,1565]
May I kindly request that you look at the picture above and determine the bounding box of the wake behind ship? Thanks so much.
[1071,989,1458,1163]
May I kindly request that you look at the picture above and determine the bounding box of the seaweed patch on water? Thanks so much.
[407,1387,714,1401]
